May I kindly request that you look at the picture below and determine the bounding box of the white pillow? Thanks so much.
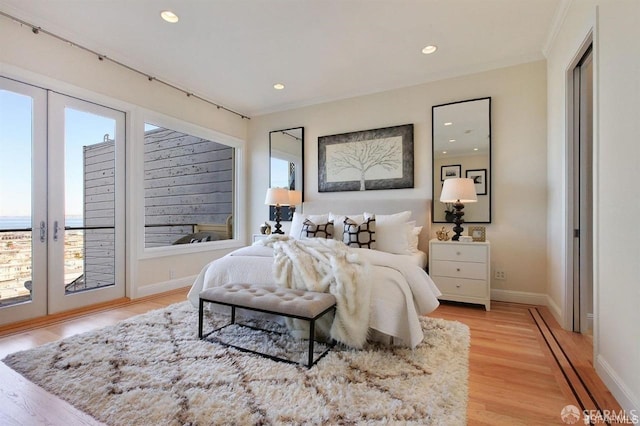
[329,212,364,240]
[406,222,423,253]
[289,212,329,239]
[364,211,412,254]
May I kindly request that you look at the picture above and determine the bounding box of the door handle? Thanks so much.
[39,220,46,243]
[53,220,61,242]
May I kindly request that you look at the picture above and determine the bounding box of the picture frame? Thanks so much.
[318,124,414,192]
[441,164,461,181]
[466,168,487,195]
[468,226,486,242]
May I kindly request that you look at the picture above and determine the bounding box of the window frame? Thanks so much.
[134,109,246,259]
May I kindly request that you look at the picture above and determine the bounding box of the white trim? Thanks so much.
[490,289,547,306]
[133,276,196,299]
[133,108,247,260]
[592,4,601,376]
[596,355,640,415]
[543,0,574,57]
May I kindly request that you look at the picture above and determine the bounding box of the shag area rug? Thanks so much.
[3,301,469,425]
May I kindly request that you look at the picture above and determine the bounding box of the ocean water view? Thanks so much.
[0,216,84,230]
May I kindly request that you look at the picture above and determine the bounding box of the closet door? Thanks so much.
[0,77,47,325]
[47,93,125,314]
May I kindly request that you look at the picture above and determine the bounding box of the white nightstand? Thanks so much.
[252,234,268,243]
[429,239,491,311]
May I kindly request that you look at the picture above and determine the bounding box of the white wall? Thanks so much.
[0,17,249,298]
[248,61,548,302]
[546,0,639,413]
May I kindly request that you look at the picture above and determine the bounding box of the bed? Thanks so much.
[187,198,441,348]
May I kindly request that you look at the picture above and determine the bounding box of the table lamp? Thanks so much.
[264,187,290,234]
[440,178,477,241]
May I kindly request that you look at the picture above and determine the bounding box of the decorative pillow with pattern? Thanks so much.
[300,218,334,239]
[343,216,376,249]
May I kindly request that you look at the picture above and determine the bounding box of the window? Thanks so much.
[142,119,243,249]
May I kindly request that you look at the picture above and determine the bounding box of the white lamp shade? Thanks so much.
[440,178,478,203]
[288,190,302,206]
[265,187,290,206]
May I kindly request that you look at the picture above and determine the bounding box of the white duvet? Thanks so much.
[188,243,441,348]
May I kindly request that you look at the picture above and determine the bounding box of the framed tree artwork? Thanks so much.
[466,169,487,195]
[317,124,414,192]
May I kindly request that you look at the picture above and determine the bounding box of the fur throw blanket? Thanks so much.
[259,235,371,348]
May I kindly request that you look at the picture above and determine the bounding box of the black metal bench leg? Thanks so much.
[308,319,315,368]
[198,298,204,339]
[231,306,236,324]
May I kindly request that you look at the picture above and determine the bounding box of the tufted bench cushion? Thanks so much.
[198,283,337,368]
[199,283,336,319]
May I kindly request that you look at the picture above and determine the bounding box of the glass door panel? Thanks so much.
[0,77,47,325]
[48,93,125,314]
[63,108,116,293]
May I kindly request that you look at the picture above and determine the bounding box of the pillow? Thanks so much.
[300,218,334,239]
[364,211,412,254]
[407,223,423,253]
[289,212,329,239]
[329,213,364,240]
[343,216,376,249]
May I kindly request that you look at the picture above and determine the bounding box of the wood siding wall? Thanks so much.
[143,128,233,247]
[82,141,115,291]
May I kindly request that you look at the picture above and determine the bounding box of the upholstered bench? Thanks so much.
[198,283,336,368]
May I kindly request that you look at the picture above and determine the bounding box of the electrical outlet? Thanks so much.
[495,270,506,280]
[169,268,176,280]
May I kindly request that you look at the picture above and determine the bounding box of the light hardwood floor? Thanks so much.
[0,289,622,425]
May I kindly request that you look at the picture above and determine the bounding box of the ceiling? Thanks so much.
[0,0,562,117]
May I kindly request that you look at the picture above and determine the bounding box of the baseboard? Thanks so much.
[596,355,640,415]
[545,294,565,327]
[490,288,547,306]
[134,275,197,299]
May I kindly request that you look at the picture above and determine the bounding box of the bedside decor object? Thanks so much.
[468,226,486,242]
[264,188,290,234]
[459,236,473,242]
[439,178,477,241]
[436,226,450,241]
[318,124,414,192]
[259,222,271,235]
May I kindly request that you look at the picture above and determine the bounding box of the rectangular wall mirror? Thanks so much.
[269,127,304,221]
[432,97,491,223]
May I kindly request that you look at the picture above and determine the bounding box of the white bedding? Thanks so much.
[188,241,441,348]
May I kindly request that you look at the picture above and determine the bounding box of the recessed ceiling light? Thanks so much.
[273,83,285,90]
[473,148,479,151]
[442,151,447,154]
[444,122,452,126]
[448,139,456,142]
[422,45,438,55]
[161,10,179,23]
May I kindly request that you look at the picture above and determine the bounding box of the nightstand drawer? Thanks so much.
[430,244,487,263]
[433,276,488,298]
[430,260,486,280]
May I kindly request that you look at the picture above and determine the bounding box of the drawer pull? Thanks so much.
[456,268,461,272]
[456,251,461,255]
[456,284,461,288]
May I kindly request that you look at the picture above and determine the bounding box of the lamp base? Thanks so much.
[272,205,284,234]
[451,201,465,241]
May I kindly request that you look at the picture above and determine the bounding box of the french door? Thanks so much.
[0,77,125,325]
